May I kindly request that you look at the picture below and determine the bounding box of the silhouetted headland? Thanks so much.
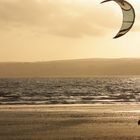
[0,58,140,77]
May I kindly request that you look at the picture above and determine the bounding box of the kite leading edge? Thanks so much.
[101,0,135,39]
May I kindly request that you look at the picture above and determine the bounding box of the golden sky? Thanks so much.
[0,0,140,62]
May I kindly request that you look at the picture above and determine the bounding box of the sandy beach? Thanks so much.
[0,104,140,140]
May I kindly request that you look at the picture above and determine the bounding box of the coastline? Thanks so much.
[0,104,140,112]
[0,104,140,140]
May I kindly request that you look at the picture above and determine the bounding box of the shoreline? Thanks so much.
[0,104,140,140]
[1,104,140,111]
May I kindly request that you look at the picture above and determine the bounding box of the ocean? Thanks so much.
[0,76,140,105]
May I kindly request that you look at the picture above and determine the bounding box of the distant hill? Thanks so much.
[0,58,140,77]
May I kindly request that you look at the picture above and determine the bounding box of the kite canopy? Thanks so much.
[114,0,135,38]
[101,0,135,39]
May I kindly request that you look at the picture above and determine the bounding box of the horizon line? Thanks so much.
[1,57,140,63]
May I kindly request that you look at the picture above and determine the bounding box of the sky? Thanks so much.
[0,0,140,62]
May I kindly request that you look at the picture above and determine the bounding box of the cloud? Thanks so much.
[0,0,124,38]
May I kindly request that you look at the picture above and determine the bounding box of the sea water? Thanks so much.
[0,76,140,104]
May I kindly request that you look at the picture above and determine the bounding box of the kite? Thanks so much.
[101,0,135,39]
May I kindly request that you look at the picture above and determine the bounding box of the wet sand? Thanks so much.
[0,104,140,140]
